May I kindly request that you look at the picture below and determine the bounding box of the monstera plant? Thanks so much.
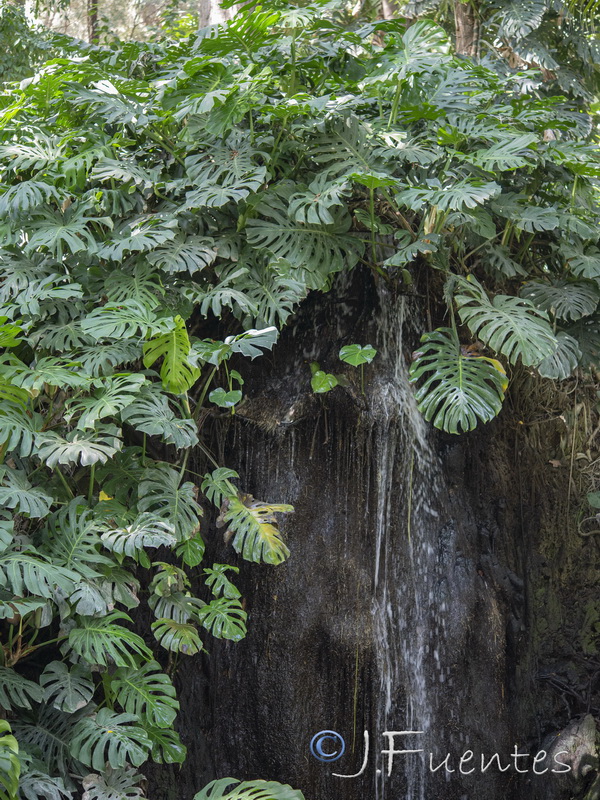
[0,0,598,797]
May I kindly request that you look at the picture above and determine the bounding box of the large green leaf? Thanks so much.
[18,771,72,800]
[67,374,146,430]
[121,390,198,449]
[146,235,217,276]
[111,662,179,729]
[26,205,103,259]
[0,667,43,711]
[470,134,537,172]
[70,709,151,771]
[40,499,110,578]
[0,468,52,518]
[103,264,163,311]
[81,301,160,342]
[218,494,293,565]
[6,356,90,392]
[137,464,202,539]
[246,193,362,290]
[0,548,79,599]
[562,243,600,279]
[81,766,146,800]
[36,426,122,468]
[0,721,20,800]
[536,332,582,380]
[204,564,241,599]
[67,612,153,668]
[455,278,557,366]
[396,179,501,213]
[12,706,76,777]
[409,327,508,434]
[144,726,187,765]
[142,316,200,395]
[193,779,305,800]
[151,618,203,655]
[40,662,95,714]
[197,597,247,642]
[100,514,177,561]
[520,280,599,322]
[0,404,42,458]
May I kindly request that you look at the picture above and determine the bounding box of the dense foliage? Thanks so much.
[0,0,599,797]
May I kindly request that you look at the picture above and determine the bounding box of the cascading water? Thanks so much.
[154,272,569,800]
[370,290,451,800]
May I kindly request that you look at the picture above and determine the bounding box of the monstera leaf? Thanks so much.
[12,706,76,778]
[121,390,198,449]
[142,316,200,395]
[520,280,599,322]
[146,235,217,276]
[0,720,20,800]
[151,619,202,655]
[81,766,146,800]
[246,193,362,290]
[110,662,179,729]
[0,667,43,711]
[536,332,582,380]
[455,277,557,366]
[197,597,247,642]
[81,301,160,341]
[70,709,151,771]
[0,404,42,458]
[204,564,240,599]
[0,467,52,518]
[40,498,110,577]
[218,494,293,565]
[36,426,122,468]
[0,548,79,599]
[40,662,95,714]
[144,725,186,765]
[101,514,177,561]
[18,771,73,800]
[409,327,508,434]
[67,374,146,430]
[193,779,305,800]
[137,465,202,539]
[67,612,153,668]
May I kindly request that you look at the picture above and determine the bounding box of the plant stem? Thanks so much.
[56,467,75,499]
[369,186,377,265]
[387,78,403,129]
[88,463,95,505]
[194,366,219,420]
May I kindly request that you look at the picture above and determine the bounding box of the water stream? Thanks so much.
[158,273,547,800]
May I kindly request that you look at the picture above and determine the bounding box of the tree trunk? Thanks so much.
[454,1,480,57]
[87,0,99,43]
[145,269,599,800]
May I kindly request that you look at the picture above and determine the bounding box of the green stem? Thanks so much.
[56,467,74,499]
[179,449,190,481]
[387,79,403,129]
[147,130,185,167]
[289,31,297,96]
[87,463,95,505]
[369,186,377,265]
[193,366,219,420]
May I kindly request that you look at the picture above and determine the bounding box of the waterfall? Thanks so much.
[158,273,533,800]
[370,290,447,799]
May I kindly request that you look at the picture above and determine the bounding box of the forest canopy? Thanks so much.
[0,0,599,798]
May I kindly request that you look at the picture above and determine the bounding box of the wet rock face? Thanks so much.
[147,271,597,800]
